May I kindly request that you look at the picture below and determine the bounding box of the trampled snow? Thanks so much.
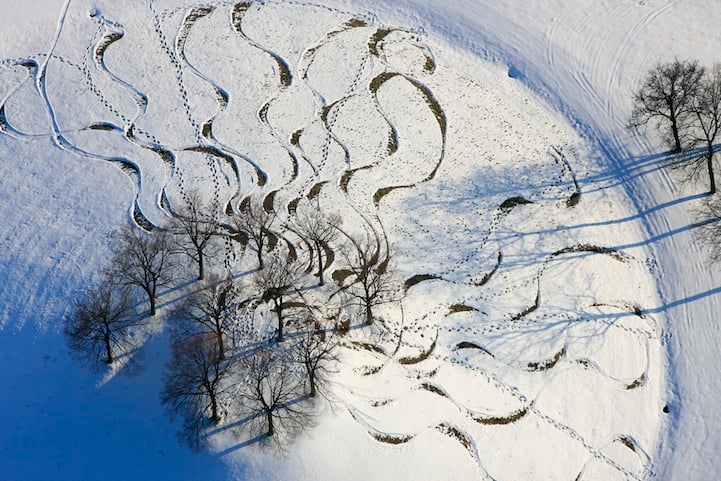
[0,1,718,480]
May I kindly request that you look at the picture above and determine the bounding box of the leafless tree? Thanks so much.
[169,193,219,281]
[161,333,233,452]
[64,280,137,370]
[106,225,176,316]
[291,324,338,397]
[629,59,705,152]
[687,65,721,194]
[293,203,341,286]
[695,193,721,261]
[236,348,309,440]
[335,231,399,326]
[254,255,304,342]
[175,277,238,360]
[230,197,276,270]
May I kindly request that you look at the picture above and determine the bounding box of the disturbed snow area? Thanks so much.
[0,0,717,480]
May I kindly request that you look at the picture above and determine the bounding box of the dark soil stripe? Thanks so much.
[404,273,441,292]
[472,406,530,426]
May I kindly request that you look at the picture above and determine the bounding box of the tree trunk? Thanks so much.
[257,247,264,270]
[266,410,274,436]
[364,283,373,325]
[274,298,284,342]
[217,332,225,360]
[671,120,682,152]
[316,241,324,286]
[707,145,716,195]
[365,303,373,325]
[669,105,682,152]
[309,372,317,397]
[210,392,219,424]
[148,287,157,316]
[104,331,113,364]
[198,251,204,281]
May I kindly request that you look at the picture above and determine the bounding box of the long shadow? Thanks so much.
[579,148,682,192]
[209,394,311,457]
[579,284,721,319]
[493,191,709,243]
[610,214,721,252]
[205,412,263,437]
[214,434,266,457]
[155,270,257,312]
[152,278,199,312]
[645,285,721,314]
[496,213,719,273]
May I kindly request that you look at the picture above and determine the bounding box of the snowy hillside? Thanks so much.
[0,1,718,480]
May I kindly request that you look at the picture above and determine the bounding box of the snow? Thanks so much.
[0,1,719,480]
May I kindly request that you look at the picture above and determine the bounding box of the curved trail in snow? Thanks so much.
[0,1,693,479]
[231,2,300,194]
[14,3,157,229]
[172,5,255,215]
[364,1,713,479]
[89,16,175,224]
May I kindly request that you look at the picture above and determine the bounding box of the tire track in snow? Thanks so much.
[603,0,680,125]
[28,0,154,229]
[89,15,175,224]
[175,5,237,214]
[546,3,634,121]
[367,70,447,206]
[231,2,307,198]
[293,18,386,244]
[232,3,293,88]
[0,52,160,229]
[297,16,374,191]
[0,60,43,139]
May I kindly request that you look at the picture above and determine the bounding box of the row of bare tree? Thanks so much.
[64,194,400,450]
[629,59,721,194]
[162,310,338,451]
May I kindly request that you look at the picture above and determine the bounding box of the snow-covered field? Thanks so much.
[0,1,718,480]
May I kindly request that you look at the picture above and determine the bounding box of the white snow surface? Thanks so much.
[0,1,718,480]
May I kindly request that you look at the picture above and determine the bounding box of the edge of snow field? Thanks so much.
[316,1,721,479]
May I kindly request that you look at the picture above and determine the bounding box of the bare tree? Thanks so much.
[293,203,341,286]
[106,225,176,316]
[175,277,238,360]
[236,348,309,440]
[169,193,219,281]
[695,194,721,262]
[687,64,721,194]
[629,59,705,152]
[64,280,136,370]
[335,231,399,325]
[254,255,303,342]
[161,333,233,452]
[230,197,276,270]
[291,324,338,397]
